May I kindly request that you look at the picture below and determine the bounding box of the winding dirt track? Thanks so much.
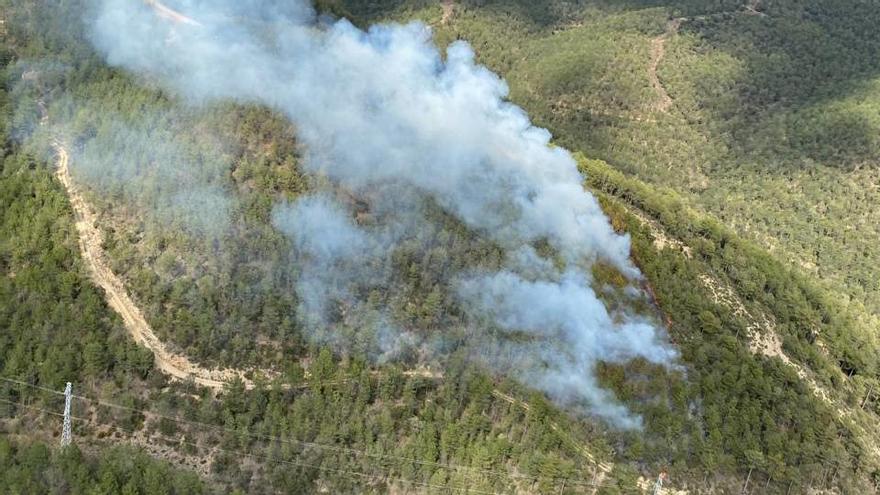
[50,136,440,393]
[51,141,632,483]
[43,3,696,489]
[646,1,767,114]
[52,141,251,390]
[51,139,445,394]
[144,0,201,26]
[441,0,454,25]
[648,18,681,113]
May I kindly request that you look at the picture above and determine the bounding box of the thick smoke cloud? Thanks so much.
[88,0,677,427]
[67,111,234,238]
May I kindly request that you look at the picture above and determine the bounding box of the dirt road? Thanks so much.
[52,141,251,390]
[648,18,682,113]
[441,0,454,25]
[647,1,766,114]
[145,0,202,26]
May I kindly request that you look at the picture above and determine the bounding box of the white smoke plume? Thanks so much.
[67,110,234,238]
[87,0,677,427]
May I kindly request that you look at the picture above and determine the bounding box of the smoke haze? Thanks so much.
[68,110,234,238]
[87,0,677,427]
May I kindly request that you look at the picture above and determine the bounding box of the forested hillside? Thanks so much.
[323,0,880,326]
[0,440,205,494]
[1,0,879,494]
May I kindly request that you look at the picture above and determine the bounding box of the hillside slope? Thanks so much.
[1,0,879,493]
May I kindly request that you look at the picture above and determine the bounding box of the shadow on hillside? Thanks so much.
[313,0,436,25]
[317,0,731,31]
[483,0,880,170]
[315,0,880,170]
[677,0,880,170]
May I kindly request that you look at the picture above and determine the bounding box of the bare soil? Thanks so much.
[145,0,202,26]
[648,18,681,113]
[53,142,252,391]
[441,0,454,25]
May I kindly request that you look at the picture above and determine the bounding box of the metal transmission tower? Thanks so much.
[61,382,72,448]
[652,471,667,495]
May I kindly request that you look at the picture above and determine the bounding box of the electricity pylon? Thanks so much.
[652,471,666,495]
[61,382,72,448]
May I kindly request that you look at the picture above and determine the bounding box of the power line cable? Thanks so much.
[0,395,506,495]
[0,376,610,489]
[72,389,609,489]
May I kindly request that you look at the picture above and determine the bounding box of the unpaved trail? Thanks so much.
[441,0,454,25]
[696,272,833,405]
[648,18,682,113]
[630,202,880,465]
[51,141,251,391]
[745,0,767,17]
[145,0,202,26]
[45,137,438,393]
[628,208,691,258]
[631,201,834,405]
[647,1,767,114]
[696,267,880,463]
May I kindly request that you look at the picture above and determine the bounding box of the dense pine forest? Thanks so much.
[1,0,879,493]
